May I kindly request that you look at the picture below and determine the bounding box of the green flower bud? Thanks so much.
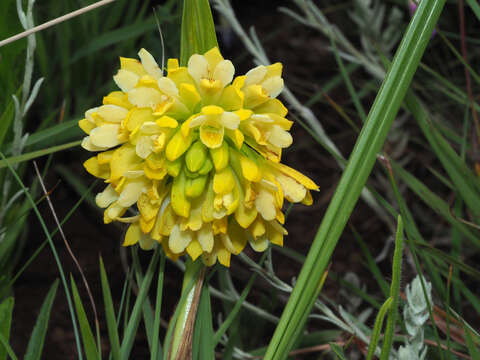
[186,140,207,172]
[185,175,208,198]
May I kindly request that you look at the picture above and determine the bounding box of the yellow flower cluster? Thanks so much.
[79,47,318,266]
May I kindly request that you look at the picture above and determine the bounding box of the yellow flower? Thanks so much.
[79,47,319,267]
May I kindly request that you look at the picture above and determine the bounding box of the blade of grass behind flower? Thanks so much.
[0,333,16,360]
[120,247,160,360]
[404,91,480,216]
[264,1,446,358]
[192,287,215,360]
[466,0,480,22]
[179,0,218,66]
[24,280,59,360]
[150,253,166,360]
[0,297,14,360]
[131,248,162,357]
[464,326,480,359]
[380,216,404,360]
[99,257,121,360]
[329,343,347,360]
[0,152,84,358]
[391,161,480,247]
[71,17,157,63]
[71,275,101,360]
[330,38,367,122]
[366,297,393,360]
[0,140,81,169]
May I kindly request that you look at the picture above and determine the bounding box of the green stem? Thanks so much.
[263,0,446,358]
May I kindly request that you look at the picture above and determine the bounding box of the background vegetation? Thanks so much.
[1,0,480,359]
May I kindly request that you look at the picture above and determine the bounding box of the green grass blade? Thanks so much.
[380,216,404,360]
[263,1,446,358]
[366,297,393,360]
[192,286,215,360]
[71,276,100,360]
[120,247,160,360]
[24,280,59,360]
[150,253,166,360]
[0,97,15,147]
[180,0,218,66]
[0,297,14,360]
[99,257,121,360]
[329,342,347,360]
[466,0,480,22]
[0,333,16,360]
[404,92,480,216]
[391,161,480,248]
[0,152,84,359]
[71,18,157,63]
[464,325,480,359]
[0,140,81,169]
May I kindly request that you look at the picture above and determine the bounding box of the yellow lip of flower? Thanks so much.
[182,105,240,149]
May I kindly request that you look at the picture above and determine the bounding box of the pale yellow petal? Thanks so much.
[213,60,234,86]
[128,87,163,109]
[255,189,277,221]
[138,48,163,79]
[157,77,179,97]
[96,105,129,123]
[187,54,208,84]
[261,76,284,98]
[89,124,121,148]
[118,180,146,207]
[168,224,192,253]
[113,69,139,92]
[96,185,119,208]
[244,65,267,86]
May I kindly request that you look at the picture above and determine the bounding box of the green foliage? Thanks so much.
[24,280,59,360]
[180,0,218,65]
[0,297,14,360]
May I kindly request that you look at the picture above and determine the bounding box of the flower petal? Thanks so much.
[138,48,163,79]
[187,54,208,84]
[169,224,192,253]
[244,65,267,86]
[90,124,121,148]
[213,60,234,86]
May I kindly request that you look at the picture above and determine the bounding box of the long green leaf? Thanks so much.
[263,1,446,358]
[120,247,160,360]
[24,280,59,360]
[380,216,404,360]
[0,140,81,169]
[192,287,215,360]
[0,297,14,360]
[99,257,121,360]
[71,276,100,360]
[179,0,218,66]
[366,297,393,360]
[466,0,480,22]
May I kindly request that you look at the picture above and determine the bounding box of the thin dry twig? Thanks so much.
[0,0,116,48]
[32,161,100,346]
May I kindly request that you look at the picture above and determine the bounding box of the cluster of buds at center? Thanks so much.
[79,47,318,266]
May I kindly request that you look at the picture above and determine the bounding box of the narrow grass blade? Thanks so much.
[391,161,480,248]
[466,0,480,22]
[150,253,166,360]
[366,297,393,360]
[192,287,215,360]
[180,0,218,66]
[99,257,121,360]
[329,343,347,360]
[0,97,15,147]
[120,247,160,360]
[380,216,404,360]
[404,92,480,216]
[0,297,14,360]
[264,1,446,358]
[464,325,480,359]
[71,276,100,360]
[24,280,59,360]
[0,152,84,359]
[0,333,16,360]
[0,140,81,169]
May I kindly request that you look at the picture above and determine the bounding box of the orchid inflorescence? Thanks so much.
[79,47,318,266]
